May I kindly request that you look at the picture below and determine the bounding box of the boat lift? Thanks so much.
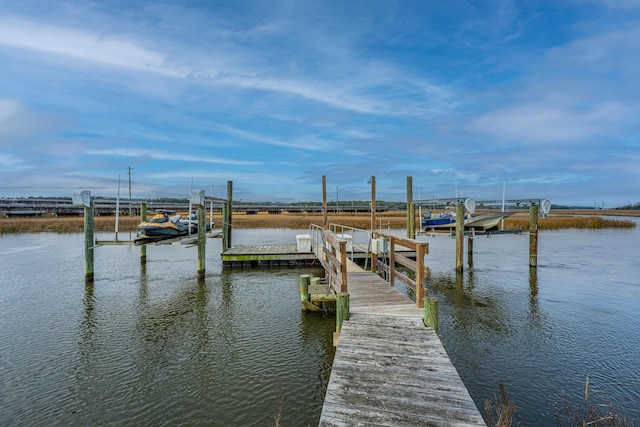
[72,186,233,283]
[411,195,551,271]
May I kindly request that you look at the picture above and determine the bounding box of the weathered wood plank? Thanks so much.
[320,313,485,426]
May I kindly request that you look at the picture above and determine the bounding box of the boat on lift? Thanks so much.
[179,212,214,233]
[137,211,189,238]
[421,211,456,228]
[422,211,513,232]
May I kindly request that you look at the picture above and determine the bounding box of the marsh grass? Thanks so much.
[483,380,634,427]
[553,377,634,427]
[484,382,518,427]
[0,210,636,234]
[504,215,636,231]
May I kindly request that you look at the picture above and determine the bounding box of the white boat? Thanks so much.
[422,212,513,231]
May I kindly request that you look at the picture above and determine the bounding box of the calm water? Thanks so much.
[1,224,639,426]
[416,219,640,425]
[0,230,334,426]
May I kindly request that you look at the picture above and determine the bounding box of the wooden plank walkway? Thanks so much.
[319,261,485,426]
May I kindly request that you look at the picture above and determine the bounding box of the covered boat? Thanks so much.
[179,212,213,234]
[137,212,189,238]
[421,211,456,228]
[422,211,513,232]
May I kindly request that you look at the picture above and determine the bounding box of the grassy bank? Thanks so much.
[0,210,636,234]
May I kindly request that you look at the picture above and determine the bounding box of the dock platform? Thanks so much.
[221,243,416,269]
[221,245,319,268]
[319,260,485,426]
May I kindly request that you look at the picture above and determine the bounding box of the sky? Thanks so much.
[1,0,639,206]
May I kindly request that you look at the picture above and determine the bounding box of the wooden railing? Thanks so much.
[309,225,348,294]
[374,231,429,308]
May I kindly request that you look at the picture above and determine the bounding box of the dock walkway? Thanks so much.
[319,261,485,426]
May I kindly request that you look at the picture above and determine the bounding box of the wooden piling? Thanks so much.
[197,203,206,279]
[467,236,473,268]
[455,203,464,272]
[370,176,377,272]
[322,175,328,230]
[406,176,414,238]
[300,274,310,302]
[529,203,539,268]
[336,292,350,332]
[84,200,95,283]
[423,297,439,334]
[139,202,147,264]
[225,181,233,250]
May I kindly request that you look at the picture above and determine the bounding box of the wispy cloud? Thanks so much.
[85,148,263,166]
[469,102,624,144]
[0,153,30,171]
[0,18,186,77]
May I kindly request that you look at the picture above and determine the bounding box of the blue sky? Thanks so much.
[1,0,638,206]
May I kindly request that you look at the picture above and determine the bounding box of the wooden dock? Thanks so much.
[319,260,485,426]
[221,245,319,268]
[221,243,416,269]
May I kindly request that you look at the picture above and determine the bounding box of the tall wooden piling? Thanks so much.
[223,181,233,251]
[455,203,464,272]
[140,202,147,264]
[406,176,415,238]
[197,202,206,278]
[84,200,95,283]
[370,176,377,272]
[322,175,328,230]
[529,203,539,268]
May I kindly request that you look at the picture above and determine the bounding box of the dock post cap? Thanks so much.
[191,189,205,206]
[72,190,91,207]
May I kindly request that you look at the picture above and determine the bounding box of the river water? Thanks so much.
[1,223,639,425]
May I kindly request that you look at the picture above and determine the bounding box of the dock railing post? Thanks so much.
[388,236,396,286]
[415,243,426,308]
[140,202,147,264]
[455,203,464,272]
[529,203,539,268]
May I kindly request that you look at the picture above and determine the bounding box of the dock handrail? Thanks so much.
[328,223,372,270]
[309,224,348,294]
[374,231,429,308]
